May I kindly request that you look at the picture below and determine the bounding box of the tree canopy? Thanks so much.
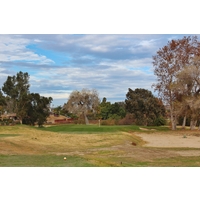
[125,88,166,126]
[1,71,52,126]
[63,88,100,125]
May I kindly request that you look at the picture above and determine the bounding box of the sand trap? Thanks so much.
[135,133,200,148]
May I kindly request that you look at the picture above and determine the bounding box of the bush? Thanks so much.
[153,117,166,126]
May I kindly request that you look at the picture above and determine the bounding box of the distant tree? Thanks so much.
[99,97,111,120]
[2,71,52,126]
[0,89,6,115]
[2,71,30,123]
[23,93,52,127]
[152,36,200,130]
[63,89,100,125]
[108,102,126,119]
[53,106,62,116]
[125,88,166,126]
[99,98,126,120]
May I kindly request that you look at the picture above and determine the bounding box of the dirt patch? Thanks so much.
[134,132,200,157]
[139,127,156,131]
[135,132,200,148]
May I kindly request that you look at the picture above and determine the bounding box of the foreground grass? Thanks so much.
[0,124,200,167]
[1,154,200,167]
[0,155,95,167]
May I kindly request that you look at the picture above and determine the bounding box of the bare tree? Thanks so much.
[64,89,100,125]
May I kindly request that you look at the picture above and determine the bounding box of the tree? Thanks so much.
[2,71,30,123]
[23,93,52,127]
[99,98,126,120]
[0,89,6,115]
[1,71,52,126]
[63,89,100,125]
[125,88,166,126]
[152,36,200,130]
[99,97,111,120]
[173,56,200,129]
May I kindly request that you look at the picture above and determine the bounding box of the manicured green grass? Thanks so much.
[41,124,169,134]
[0,155,96,167]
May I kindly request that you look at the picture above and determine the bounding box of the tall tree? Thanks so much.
[63,89,100,125]
[2,71,30,123]
[0,89,6,115]
[173,56,200,129]
[125,88,166,126]
[2,71,52,126]
[152,36,200,130]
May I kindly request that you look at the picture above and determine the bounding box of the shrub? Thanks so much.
[153,117,166,126]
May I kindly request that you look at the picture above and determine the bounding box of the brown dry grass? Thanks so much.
[0,125,141,156]
[1,125,200,166]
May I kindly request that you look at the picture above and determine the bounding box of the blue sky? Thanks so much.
[0,34,198,106]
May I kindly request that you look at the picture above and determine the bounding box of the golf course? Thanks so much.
[1,124,200,167]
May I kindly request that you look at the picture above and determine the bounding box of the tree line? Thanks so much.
[0,75,166,127]
[61,88,166,126]
[0,71,166,127]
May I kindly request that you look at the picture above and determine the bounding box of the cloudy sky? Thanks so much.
[0,34,197,106]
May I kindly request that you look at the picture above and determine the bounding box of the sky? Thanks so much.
[0,34,197,107]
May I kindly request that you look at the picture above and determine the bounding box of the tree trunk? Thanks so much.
[170,103,176,130]
[83,111,89,125]
[182,116,186,129]
[190,119,197,130]
[144,114,147,126]
[190,120,193,130]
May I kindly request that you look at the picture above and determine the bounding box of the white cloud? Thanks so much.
[99,58,152,69]
[0,35,54,64]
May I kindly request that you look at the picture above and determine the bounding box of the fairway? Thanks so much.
[1,124,200,166]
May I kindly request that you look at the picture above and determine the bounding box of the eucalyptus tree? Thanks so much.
[173,56,200,129]
[2,71,30,123]
[152,36,200,130]
[0,89,6,115]
[2,71,52,126]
